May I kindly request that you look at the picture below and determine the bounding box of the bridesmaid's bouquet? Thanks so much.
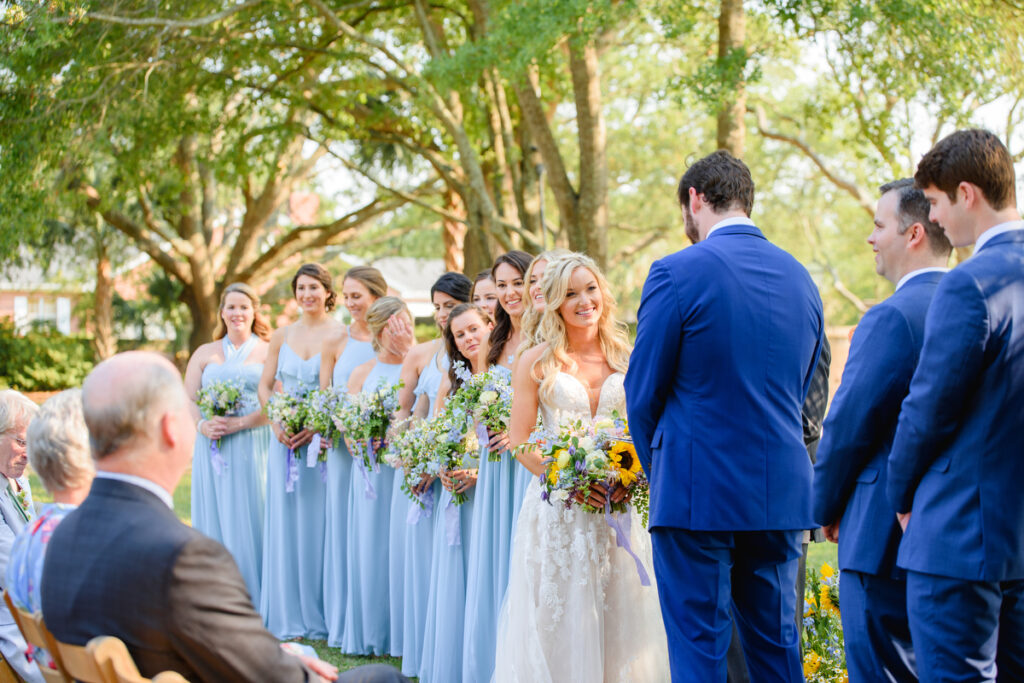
[264,390,309,492]
[447,361,513,462]
[304,387,345,463]
[426,404,480,506]
[537,413,647,514]
[386,420,441,509]
[196,380,245,475]
[333,378,403,471]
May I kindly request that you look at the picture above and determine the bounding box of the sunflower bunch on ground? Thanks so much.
[802,563,847,682]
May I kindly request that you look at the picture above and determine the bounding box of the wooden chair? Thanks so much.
[86,637,187,683]
[0,655,21,683]
[3,591,69,683]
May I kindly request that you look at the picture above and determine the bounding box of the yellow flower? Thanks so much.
[609,441,641,486]
[840,671,849,683]
[804,596,816,617]
[821,563,835,579]
[802,651,821,676]
[555,449,571,470]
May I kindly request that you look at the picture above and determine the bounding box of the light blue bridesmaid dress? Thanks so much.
[398,350,446,677]
[461,363,519,683]
[340,361,402,655]
[259,341,327,639]
[418,446,478,683]
[192,336,270,605]
[324,331,376,646]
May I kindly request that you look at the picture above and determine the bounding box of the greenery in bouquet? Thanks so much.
[536,413,646,514]
[263,390,309,439]
[332,378,403,470]
[448,361,513,461]
[386,419,441,508]
[196,379,245,420]
[802,563,847,682]
[304,387,345,463]
[424,403,479,506]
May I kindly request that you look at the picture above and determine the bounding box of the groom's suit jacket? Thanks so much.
[887,229,1024,582]
[813,271,944,578]
[626,223,824,531]
[41,477,315,682]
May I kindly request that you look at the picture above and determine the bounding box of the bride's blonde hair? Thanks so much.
[532,253,632,405]
[518,248,572,354]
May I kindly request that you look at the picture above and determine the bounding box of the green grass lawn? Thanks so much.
[807,539,839,572]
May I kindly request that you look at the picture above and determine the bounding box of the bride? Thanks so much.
[493,253,670,682]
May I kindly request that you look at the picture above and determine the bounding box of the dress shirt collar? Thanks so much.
[974,219,1024,253]
[895,267,951,291]
[706,215,756,239]
[95,471,174,510]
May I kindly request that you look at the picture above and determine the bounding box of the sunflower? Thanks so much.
[608,441,641,486]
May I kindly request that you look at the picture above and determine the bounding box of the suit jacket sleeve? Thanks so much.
[812,307,914,526]
[165,534,315,682]
[802,336,831,460]
[624,260,683,473]
[887,269,988,513]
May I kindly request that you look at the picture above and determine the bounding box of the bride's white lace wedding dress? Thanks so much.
[492,371,670,682]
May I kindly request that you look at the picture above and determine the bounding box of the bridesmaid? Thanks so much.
[461,250,533,683]
[393,272,471,677]
[321,266,389,648]
[340,296,413,656]
[185,282,272,605]
[471,269,499,320]
[258,263,342,639]
[419,303,489,683]
[512,250,569,509]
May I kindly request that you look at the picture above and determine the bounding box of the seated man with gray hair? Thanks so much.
[40,352,338,682]
[0,389,40,682]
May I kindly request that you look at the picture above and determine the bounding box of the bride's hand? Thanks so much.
[578,482,609,508]
[609,483,630,505]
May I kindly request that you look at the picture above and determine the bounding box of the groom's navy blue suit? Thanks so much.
[887,227,1024,681]
[626,220,824,682]
[813,269,945,682]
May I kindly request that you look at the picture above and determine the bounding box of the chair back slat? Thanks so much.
[2,591,71,683]
[151,673,188,683]
[53,638,107,683]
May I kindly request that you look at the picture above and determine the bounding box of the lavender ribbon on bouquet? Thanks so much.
[406,486,435,525]
[285,448,299,493]
[210,440,227,476]
[605,500,651,586]
[445,496,462,546]
[353,443,376,500]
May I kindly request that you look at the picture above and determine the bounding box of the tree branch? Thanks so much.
[65,1,263,29]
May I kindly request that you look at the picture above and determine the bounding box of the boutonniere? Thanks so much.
[7,482,30,523]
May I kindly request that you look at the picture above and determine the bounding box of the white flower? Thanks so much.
[594,418,615,431]
[556,450,571,469]
[577,436,596,452]
[479,390,498,405]
[552,489,570,503]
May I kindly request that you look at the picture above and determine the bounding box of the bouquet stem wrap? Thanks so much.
[285,447,300,493]
[445,495,462,546]
[353,443,377,500]
[210,440,227,476]
[604,499,650,586]
[406,486,435,525]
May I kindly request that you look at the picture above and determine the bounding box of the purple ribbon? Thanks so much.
[367,439,381,473]
[210,440,226,476]
[285,448,299,493]
[407,486,435,525]
[307,434,322,466]
[319,460,328,483]
[354,451,376,500]
[445,496,461,546]
[475,423,489,450]
[604,499,651,586]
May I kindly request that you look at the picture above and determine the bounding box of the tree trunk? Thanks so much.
[442,189,467,272]
[717,0,746,156]
[92,242,117,360]
[184,287,219,356]
[568,37,609,268]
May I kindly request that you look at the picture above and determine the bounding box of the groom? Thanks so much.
[626,150,824,681]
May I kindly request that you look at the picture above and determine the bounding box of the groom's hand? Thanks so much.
[822,519,840,543]
[897,511,911,531]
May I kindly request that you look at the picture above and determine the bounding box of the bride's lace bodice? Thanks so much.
[539,372,626,429]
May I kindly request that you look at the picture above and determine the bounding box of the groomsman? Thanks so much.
[813,178,951,682]
[887,129,1024,681]
[627,150,824,681]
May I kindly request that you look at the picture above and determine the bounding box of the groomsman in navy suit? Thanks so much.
[626,150,824,681]
[887,129,1024,681]
[813,178,951,682]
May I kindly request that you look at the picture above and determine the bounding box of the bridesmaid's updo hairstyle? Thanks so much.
[291,263,337,311]
[365,296,411,353]
[533,253,632,405]
[430,271,472,303]
[444,303,493,392]
[470,269,492,296]
[214,282,272,341]
[486,250,532,368]
[343,265,388,299]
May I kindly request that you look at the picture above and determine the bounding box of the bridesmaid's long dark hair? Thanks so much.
[486,251,532,368]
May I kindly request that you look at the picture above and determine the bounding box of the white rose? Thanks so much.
[594,418,614,431]
[552,489,569,502]
[578,436,596,452]
[555,449,571,470]
[480,390,498,405]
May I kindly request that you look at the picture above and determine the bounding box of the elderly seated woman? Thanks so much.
[0,389,40,681]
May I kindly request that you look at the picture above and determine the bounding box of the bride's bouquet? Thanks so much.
[196,379,245,475]
[447,362,513,461]
[537,413,647,514]
[332,378,403,471]
[264,390,310,492]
